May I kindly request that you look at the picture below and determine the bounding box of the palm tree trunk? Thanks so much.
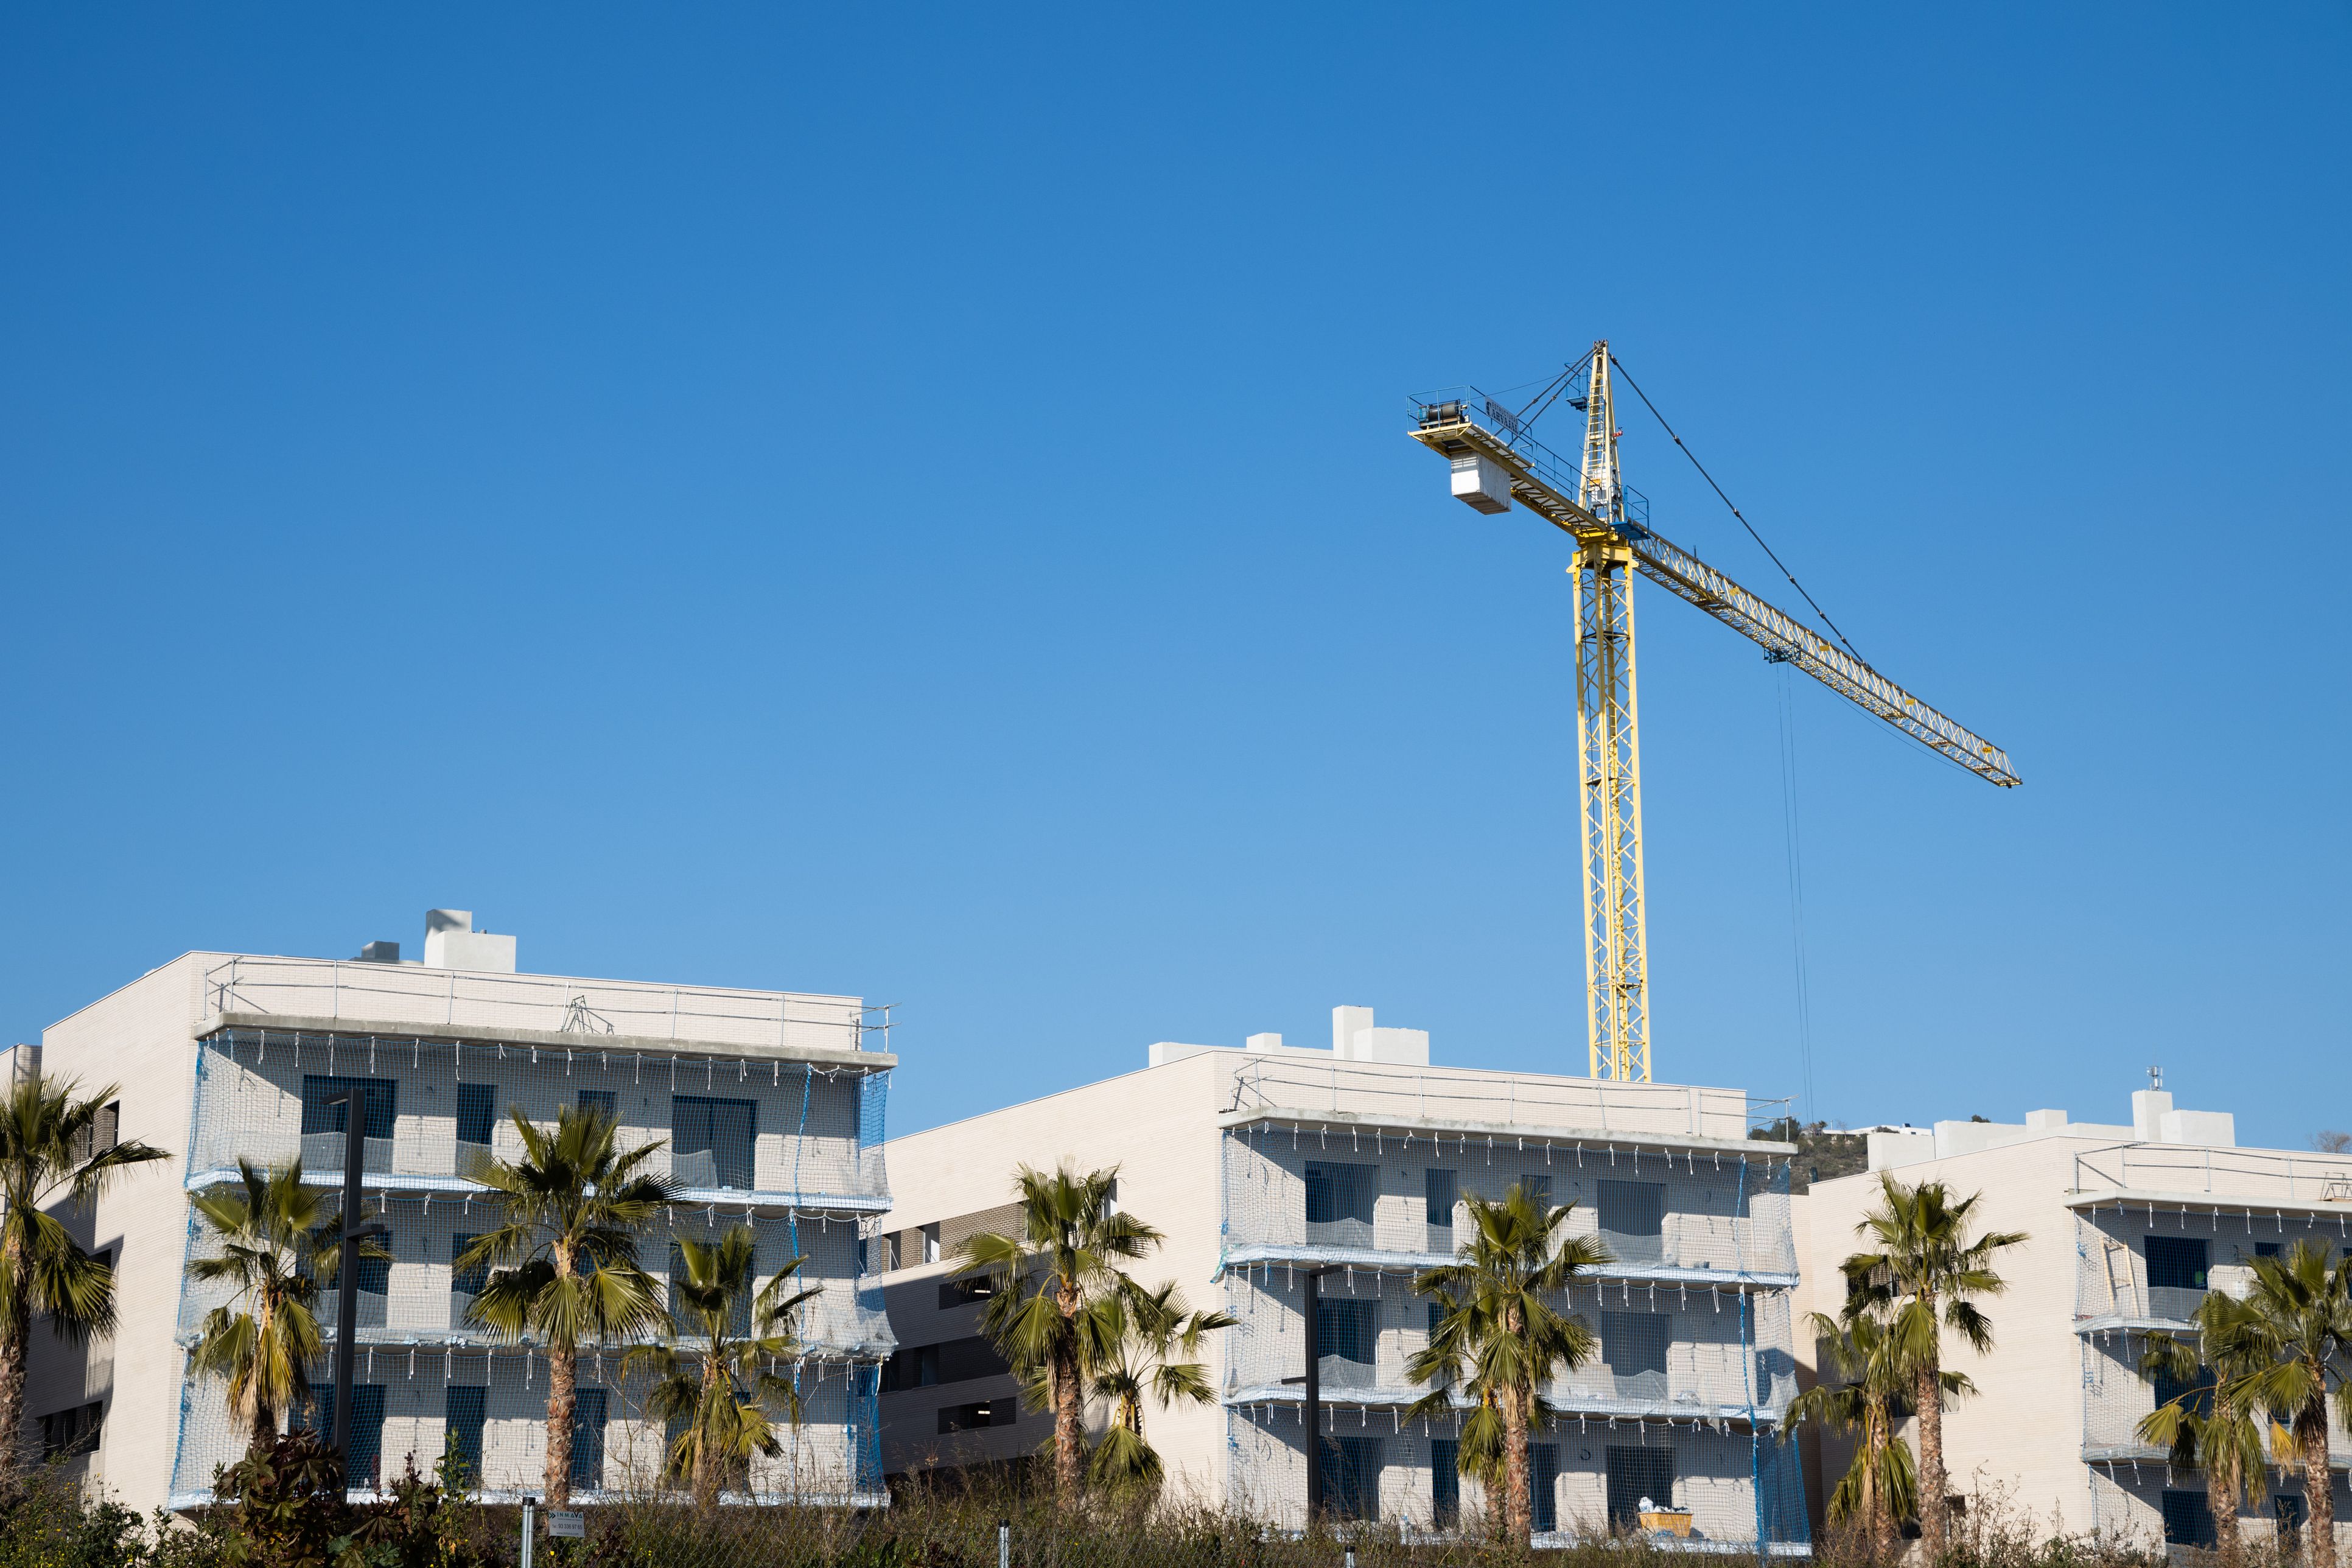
[1502,1383,1533,1546]
[1915,1353,1948,1556]
[2301,1400,2336,1568]
[0,1224,28,1474]
[2209,1433,2241,1568]
[1864,1403,1892,1561]
[1051,1334,1083,1505]
[693,1357,722,1509]
[545,1345,578,1508]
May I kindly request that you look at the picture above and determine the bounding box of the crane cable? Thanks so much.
[1774,665,1818,1125]
[1607,354,1869,668]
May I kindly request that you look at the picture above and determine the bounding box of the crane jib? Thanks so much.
[1410,411,2020,788]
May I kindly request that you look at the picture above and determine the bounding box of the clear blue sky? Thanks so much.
[4,8,2345,1149]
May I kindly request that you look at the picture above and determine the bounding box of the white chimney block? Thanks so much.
[2025,1109,2069,1130]
[1332,1006,1374,1057]
[1245,1033,1284,1054]
[422,909,517,974]
[1348,1027,1429,1065]
[2131,1089,2173,1143]
[2159,1109,2235,1148]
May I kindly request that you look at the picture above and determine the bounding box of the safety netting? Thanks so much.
[186,1031,889,1210]
[167,1349,882,1507]
[1223,1406,1808,1550]
[1214,1118,1804,1549]
[2072,1197,2352,1545]
[169,1026,894,1508]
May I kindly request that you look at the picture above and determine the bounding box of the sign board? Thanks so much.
[548,1512,584,1539]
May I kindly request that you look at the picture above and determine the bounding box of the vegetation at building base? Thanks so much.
[0,1452,2214,1568]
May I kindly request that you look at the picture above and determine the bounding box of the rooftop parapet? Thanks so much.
[1223,1054,1771,1147]
[200,954,884,1059]
[2070,1141,2352,1213]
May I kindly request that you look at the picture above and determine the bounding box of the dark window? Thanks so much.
[937,1398,1016,1434]
[1606,1444,1675,1528]
[576,1090,615,1122]
[2256,1242,2282,1259]
[671,1096,757,1191]
[1520,1173,1552,1211]
[1424,1169,1457,1234]
[451,1234,488,1297]
[937,1336,1010,1385]
[307,1385,387,1486]
[881,1344,940,1392]
[301,1076,396,1139]
[571,1388,607,1488]
[69,1104,119,1165]
[2152,1364,2213,1419]
[1429,1437,1460,1527]
[443,1387,486,1483]
[2276,1494,2306,1539]
[1427,1300,1447,1341]
[1319,1435,1379,1522]
[1304,1163,1376,1247]
[939,1276,995,1308]
[1530,1442,1560,1533]
[1604,1312,1670,1378]
[456,1084,497,1148]
[2163,1489,2216,1547]
[38,1401,103,1461]
[1317,1297,1376,1388]
[2146,1236,2210,1290]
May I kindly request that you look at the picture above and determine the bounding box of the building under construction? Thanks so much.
[25,913,897,1511]
[875,1013,1813,1551]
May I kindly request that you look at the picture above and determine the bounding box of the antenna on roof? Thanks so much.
[2147,1065,2164,1090]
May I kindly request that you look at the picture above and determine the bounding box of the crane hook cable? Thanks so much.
[1608,354,1868,667]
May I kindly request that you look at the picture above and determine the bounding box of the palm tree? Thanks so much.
[1844,1174,2027,1557]
[1063,1279,1234,1494]
[1406,1184,1607,1546]
[2139,1290,2270,1568]
[622,1227,817,1507]
[458,1103,671,1506]
[186,1159,385,1451]
[1789,1304,1967,1557]
[952,1163,1164,1505]
[0,1071,170,1465]
[2223,1241,2352,1568]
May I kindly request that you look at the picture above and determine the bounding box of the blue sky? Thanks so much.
[3,7,2345,1149]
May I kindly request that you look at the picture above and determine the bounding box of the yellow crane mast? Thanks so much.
[1410,343,2018,1084]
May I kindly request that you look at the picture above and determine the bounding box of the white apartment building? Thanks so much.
[27,913,897,1511]
[877,1009,1811,1551]
[1794,1085,2352,1554]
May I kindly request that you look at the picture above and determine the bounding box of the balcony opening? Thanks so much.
[300,1076,396,1175]
[1318,1434,1380,1522]
[1598,1179,1666,1266]
[1315,1296,1376,1389]
[1304,1162,1375,1248]
[1602,1310,1670,1401]
[671,1096,757,1191]
[1606,1443,1675,1530]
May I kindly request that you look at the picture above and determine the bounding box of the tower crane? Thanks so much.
[1410,343,2017,1084]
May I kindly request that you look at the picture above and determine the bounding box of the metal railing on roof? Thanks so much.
[1225,1055,1751,1143]
[2073,1142,2352,1208]
[201,954,887,1054]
